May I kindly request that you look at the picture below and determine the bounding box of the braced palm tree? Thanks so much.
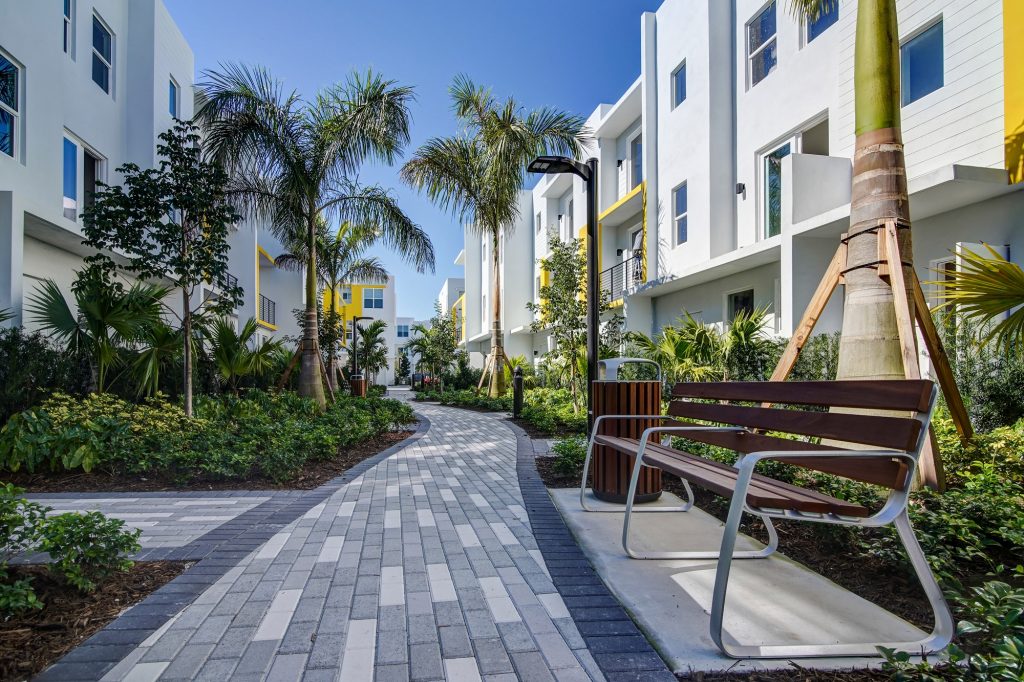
[195,64,434,407]
[789,0,913,383]
[401,75,588,397]
[276,220,391,388]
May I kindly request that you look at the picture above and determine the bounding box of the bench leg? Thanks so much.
[621,447,778,560]
[709,505,954,659]
[580,435,692,514]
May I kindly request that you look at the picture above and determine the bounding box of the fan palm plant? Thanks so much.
[788,0,915,382]
[276,220,391,388]
[401,75,588,397]
[131,322,182,398]
[27,272,168,392]
[195,64,434,407]
[628,313,724,384]
[207,317,286,393]
[930,244,1024,352]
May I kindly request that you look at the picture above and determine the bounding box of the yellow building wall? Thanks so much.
[1007,0,1024,184]
[323,283,386,347]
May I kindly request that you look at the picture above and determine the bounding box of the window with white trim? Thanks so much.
[397,324,409,338]
[63,0,74,55]
[763,142,791,238]
[363,287,383,309]
[672,183,687,245]
[630,134,643,188]
[91,15,112,94]
[63,137,78,220]
[0,52,19,158]
[169,78,178,117]
[747,2,777,87]
[901,20,944,106]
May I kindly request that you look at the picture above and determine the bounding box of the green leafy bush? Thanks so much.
[0,327,90,425]
[551,437,588,478]
[0,572,44,615]
[0,390,416,483]
[38,512,140,592]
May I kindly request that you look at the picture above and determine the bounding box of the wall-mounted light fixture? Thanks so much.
[616,159,623,168]
[736,183,746,199]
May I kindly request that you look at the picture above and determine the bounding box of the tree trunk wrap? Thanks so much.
[590,380,663,504]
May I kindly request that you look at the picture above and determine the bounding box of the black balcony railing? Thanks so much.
[259,294,276,326]
[224,272,239,290]
[599,254,642,301]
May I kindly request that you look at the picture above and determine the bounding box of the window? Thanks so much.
[806,0,838,42]
[672,183,688,245]
[397,324,410,338]
[363,287,383,309]
[0,53,18,158]
[63,0,74,54]
[671,62,686,108]
[748,2,777,87]
[566,198,573,234]
[763,142,790,238]
[630,134,642,188]
[91,15,112,93]
[535,275,541,298]
[728,290,755,319]
[345,321,353,342]
[901,21,944,106]
[168,78,178,117]
[535,212,541,233]
[83,149,100,211]
[341,286,352,304]
[63,137,78,220]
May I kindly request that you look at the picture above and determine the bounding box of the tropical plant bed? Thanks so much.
[4,428,415,493]
[0,561,189,682]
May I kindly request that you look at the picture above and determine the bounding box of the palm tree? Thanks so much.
[629,314,722,385]
[788,0,913,383]
[27,272,168,392]
[355,319,389,384]
[930,244,1024,351]
[195,64,434,407]
[207,317,286,392]
[401,75,588,397]
[276,220,392,389]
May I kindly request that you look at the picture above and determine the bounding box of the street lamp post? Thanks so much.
[527,155,599,430]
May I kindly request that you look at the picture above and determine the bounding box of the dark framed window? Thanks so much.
[807,0,838,42]
[0,53,18,158]
[728,289,755,319]
[763,142,790,238]
[169,78,178,117]
[63,137,78,220]
[673,183,688,245]
[748,2,777,86]
[901,21,944,106]
[672,62,686,108]
[92,16,112,93]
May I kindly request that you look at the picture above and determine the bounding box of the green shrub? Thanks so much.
[0,327,90,425]
[38,511,140,592]
[552,437,587,478]
[0,571,44,615]
[1,483,47,566]
[935,414,1024,487]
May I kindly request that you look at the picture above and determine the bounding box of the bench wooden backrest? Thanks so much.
[667,380,935,490]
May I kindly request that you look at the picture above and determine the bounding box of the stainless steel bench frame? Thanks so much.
[580,385,954,659]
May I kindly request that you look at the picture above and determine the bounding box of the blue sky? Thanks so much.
[165,0,662,319]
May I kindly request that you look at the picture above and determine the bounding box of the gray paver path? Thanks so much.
[101,395,604,681]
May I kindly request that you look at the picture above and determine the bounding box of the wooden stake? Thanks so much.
[277,347,301,390]
[882,221,921,381]
[910,269,974,441]
[476,352,493,394]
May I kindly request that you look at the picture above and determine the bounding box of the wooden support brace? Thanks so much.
[277,347,302,390]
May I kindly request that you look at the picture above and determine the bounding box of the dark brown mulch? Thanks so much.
[535,457,579,488]
[6,430,415,494]
[0,561,189,682]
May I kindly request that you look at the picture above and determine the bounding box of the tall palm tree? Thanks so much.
[276,220,392,388]
[789,0,912,383]
[195,64,434,407]
[401,75,588,397]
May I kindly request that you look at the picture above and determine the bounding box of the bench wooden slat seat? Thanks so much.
[579,378,954,660]
[593,434,869,517]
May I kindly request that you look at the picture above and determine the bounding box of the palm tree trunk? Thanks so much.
[836,0,913,383]
[488,230,506,397]
[300,216,327,407]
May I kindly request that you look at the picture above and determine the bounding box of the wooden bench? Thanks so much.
[579,379,953,659]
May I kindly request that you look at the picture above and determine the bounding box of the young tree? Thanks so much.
[355,319,389,384]
[527,237,607,413]
[80,121,242,414]
[406,305,458,393]
[396,351,411,384]
[402,75,588,397]
[196,65,434,407]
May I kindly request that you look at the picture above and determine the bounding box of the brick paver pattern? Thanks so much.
[101,397,604,681]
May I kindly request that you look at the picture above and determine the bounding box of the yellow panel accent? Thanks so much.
[1007,0,1024,184]
[598,182,643,222]
[257,245,275,265]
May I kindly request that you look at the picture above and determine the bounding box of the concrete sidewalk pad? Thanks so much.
[551,488,926,675]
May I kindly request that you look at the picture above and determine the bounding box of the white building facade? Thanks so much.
[457,0,1024,367]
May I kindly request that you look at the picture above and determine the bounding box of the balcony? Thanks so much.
[600,254,642,302]
[259,294,276,328]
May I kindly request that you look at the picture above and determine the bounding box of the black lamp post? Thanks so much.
[528,155,599,430]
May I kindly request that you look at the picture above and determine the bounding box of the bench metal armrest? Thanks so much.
[735,449,916,526]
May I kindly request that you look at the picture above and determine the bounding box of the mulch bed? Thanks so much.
[676,669,889,681]
[6,429,415,493]
[0,561,189,682]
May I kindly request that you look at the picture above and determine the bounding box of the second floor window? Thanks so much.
[807,0,838,42]
[763,142,791,238]
[64,0,74,54]
[902,21,944,106]
[169,78,178,117]
[397,325,409,338]
[92,16,112,94]
[341,286,352,304]
[63,137,77,220]
[630,134,643,188]
[673,183,688,245]
[0,53,18,158]
[363,287,383,309]
[748,2,777,87]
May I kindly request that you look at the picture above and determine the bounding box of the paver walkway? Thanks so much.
[58,395,605,681]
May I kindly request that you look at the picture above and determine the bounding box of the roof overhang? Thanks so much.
[633,238,782,299]
[599,182,644,228]
[596,77,642,139]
